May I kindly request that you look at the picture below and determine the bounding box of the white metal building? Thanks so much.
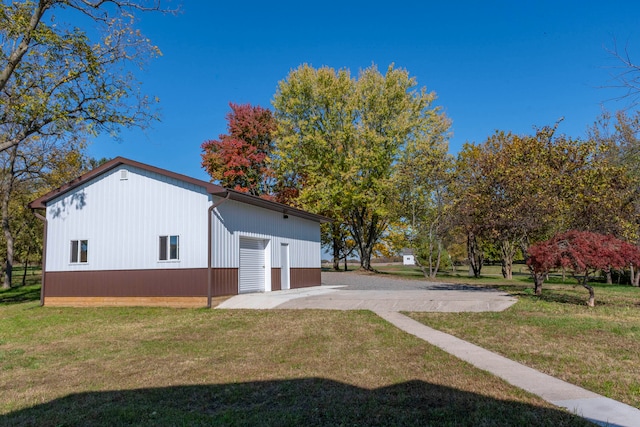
[29,157,328,307]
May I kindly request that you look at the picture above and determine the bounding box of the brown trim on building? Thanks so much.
[208,192,232,307]
[43,268,239,300]
[32,210,47,306]
[290,268,321,289]
[271,268,281,291]
[40,267,320,305]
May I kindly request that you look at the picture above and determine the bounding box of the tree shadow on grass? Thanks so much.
[501,284,588,306]
[1,378,591,427]
[0,285,40,305]
[525,291,588,306]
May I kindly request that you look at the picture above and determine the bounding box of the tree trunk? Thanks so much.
[499,239,517,280]
[22,250,29,287]
[1,145,18,289]
[430,241,442,279]
[359,244,374,271]
[533,272,544,296]
[331,224,341,271]
[605,268,612,285]
[414,256,430,279]
[428,238,434,277]
[632,264,640,287]
[581,277,595,307]
[585,284,595,307]
[348,207,386,272]
[501,260,513,280]
[467,231,483,278]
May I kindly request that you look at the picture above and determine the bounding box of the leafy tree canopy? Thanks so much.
[273,63,450,270]
[527,230,640,306]
[0,0,170,154]
[201,103,276,197]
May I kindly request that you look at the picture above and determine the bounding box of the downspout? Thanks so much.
[32,209,47,306]
[207,191,231,308]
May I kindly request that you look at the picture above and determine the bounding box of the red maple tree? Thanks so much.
[201,103,276,197]
[527,230,640,306]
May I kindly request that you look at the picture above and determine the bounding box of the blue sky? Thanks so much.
[89,1,640,182]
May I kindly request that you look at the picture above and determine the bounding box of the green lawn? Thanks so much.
[0,282,589,426]
[383,265,640,410]
[360,263,640,408]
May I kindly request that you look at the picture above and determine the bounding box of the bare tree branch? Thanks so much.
[604,39,640,108]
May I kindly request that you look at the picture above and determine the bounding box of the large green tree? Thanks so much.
[0,0,169,155]
[452,122,636,280]
[0,135,87,289]
[392,119,452,279]
[587,110,640,283]
[273,63,450,270]
[454,127,567,279]
[273,65,355,269]
[0,0,169,288]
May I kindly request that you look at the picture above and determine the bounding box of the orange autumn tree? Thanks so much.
[201,103,277,197]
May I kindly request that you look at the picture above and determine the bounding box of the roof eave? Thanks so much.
[224,190,332,223]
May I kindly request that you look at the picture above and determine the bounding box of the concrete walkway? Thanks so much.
[216,273,640,426]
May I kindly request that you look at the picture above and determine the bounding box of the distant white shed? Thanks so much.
[402,248,416,266]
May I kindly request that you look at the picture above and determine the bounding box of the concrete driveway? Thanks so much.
[216,271,517,312]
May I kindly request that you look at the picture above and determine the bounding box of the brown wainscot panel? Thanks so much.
[44,268,240,300]
[290,268,321,289]
[210,268,239,297]
[271,268,281,291]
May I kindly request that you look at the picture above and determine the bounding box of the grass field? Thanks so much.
[0,281,589,426]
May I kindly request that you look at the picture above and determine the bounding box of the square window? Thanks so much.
[70,240,88,263]
[159,235,179,261]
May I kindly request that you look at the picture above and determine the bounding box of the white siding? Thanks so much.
[210,198,321,269]
[45,165,210,271]
[45,165,322,274]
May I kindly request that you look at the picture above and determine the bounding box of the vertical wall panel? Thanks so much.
[44,268,241,297]
[271,268,281,291]
[210,198,321,270]
[211,268,238,296]
[291,268,322,288]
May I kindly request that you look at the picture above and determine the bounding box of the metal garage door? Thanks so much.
[239,238,265,293]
